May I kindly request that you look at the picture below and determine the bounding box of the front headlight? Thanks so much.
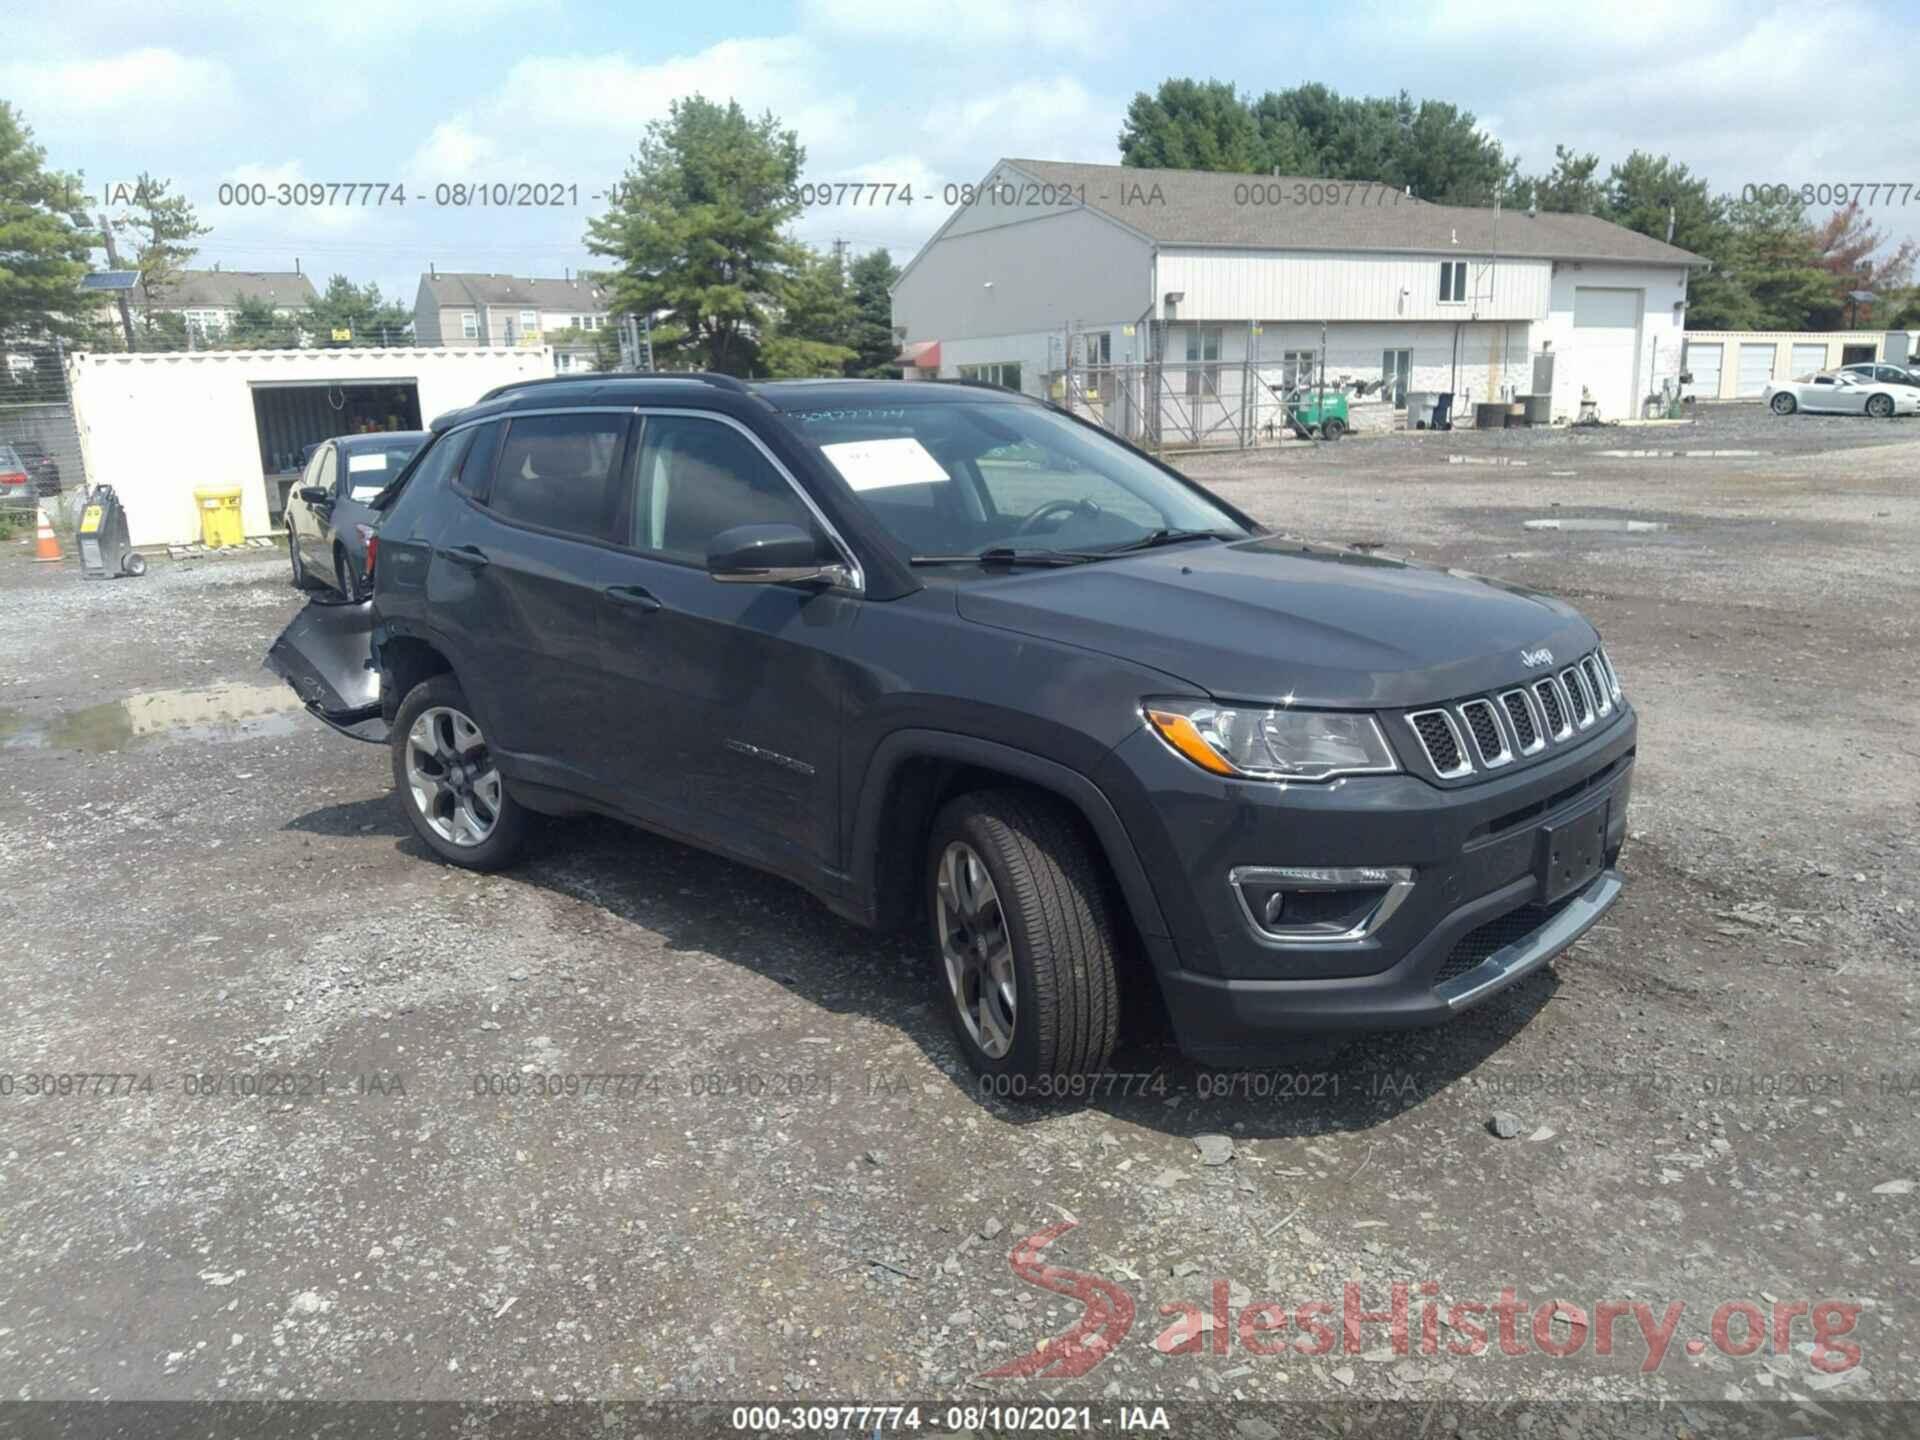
[1144,699,1399,782]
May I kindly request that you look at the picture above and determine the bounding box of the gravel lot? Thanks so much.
[1,405,1917,1426]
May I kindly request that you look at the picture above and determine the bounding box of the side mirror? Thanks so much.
[297,485,328,504]
[706,523,846,586]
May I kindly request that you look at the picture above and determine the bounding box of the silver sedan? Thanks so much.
[1764,370,1920,418]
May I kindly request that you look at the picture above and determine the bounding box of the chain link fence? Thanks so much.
[0,342,87,540]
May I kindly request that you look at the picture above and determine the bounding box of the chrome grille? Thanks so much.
[1560,667,1592,727]
[1407,709,1471,777]
[1458,698,1511,768]
[1598,647,1622,701]
[1534,678,1569,739]
[1405,650,1621,779]
[1500,689,1542,753]
[1581,656,1612,716]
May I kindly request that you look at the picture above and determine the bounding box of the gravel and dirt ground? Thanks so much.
[1,404,1916,1429]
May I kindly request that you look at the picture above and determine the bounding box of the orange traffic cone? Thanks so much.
[31,502,63,563]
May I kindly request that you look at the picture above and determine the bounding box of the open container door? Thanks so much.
[262,596,387,743]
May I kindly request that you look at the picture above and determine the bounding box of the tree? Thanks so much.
[586,95,804,375]
[0,101,97,343]
[1717,191,1834,332]
[1118,79,1264,172]
[846,248,901,377]
[1511,145,1606,215]
[224,294,295,348]
[1120,81,1513,203]
[111,172,209,321]
[301,274,413,346]
[1811,202,1917,326]
[760,245,856,378]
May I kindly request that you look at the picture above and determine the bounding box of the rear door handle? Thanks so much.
[439,544,489,570]
[603,584,662,613]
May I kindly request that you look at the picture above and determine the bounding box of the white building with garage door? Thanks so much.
[1678,329,1907,401]
[892,159,1704,437]
[66,346,553,548]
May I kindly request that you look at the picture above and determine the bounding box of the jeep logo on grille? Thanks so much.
[1520,646,1554,669]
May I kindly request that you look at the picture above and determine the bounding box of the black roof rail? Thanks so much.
[474,370,755,403]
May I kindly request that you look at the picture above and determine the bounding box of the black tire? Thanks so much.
[1319,417,1346,441]
[121,552,147,577]
[927,789,1120,1083]
[390,674,528,871]
[289,529,317,590]
[1769,391,1797,416]
[1866,393,1894,419]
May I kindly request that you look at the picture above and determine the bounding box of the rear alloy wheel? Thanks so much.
[928,791,1119,1083]
[1866,393,1895,419]
[1770,391,1797,415]
[391,675,527,869]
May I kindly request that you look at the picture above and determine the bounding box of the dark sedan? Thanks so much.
[285,431,427,597]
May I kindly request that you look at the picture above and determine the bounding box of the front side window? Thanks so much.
[629,415,815,563]
[785,399,1248,559]
[487,413,630,540]
[314,444,337,495]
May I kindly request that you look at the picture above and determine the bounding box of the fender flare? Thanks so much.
[850,729,1169,939]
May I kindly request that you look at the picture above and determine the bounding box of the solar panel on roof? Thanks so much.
[80,271,141,292]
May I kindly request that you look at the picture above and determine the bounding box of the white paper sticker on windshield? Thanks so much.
[347,453,388,473]
[821,437,949,491]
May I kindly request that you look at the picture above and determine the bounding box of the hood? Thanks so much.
[953,536,1597,709]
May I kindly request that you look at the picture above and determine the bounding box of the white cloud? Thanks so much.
[0,48,240,142]
[801,0,1142,56]
[409,119,501,180]
[492,38,857,152]
[922,77,1118,167]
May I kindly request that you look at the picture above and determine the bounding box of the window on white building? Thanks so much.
[957,362,1023,391]
[1439,260,1467,304]
[519,310,537,332]
[1280,349,1316,388]
[461,312,479,339]
[1184,325,1222,398]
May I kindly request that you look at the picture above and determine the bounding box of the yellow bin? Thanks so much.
[194,486,244,548]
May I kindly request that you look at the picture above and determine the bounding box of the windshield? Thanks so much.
[343,441,425,500]
[783,400,1250,559]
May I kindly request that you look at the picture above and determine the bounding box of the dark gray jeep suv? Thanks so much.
[267,374,1634,1079]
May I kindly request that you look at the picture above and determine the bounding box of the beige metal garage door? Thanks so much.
[1572,288,1642,420]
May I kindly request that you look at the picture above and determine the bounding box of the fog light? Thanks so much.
[1228,865,1416,946]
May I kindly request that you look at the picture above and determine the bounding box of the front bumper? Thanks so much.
[1096,707,1635,1065]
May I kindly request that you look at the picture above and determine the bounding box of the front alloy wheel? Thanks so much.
[937,841,1017,1058]
[405,705,502,847]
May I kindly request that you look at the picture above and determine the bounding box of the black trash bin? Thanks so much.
[1431,392,1455,431]
[77,485,146,579]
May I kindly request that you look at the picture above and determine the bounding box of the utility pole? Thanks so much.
[830,237,849,275]
[97,215,137,350]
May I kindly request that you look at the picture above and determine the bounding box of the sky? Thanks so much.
[5,0,1917,305]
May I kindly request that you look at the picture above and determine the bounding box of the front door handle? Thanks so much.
[439,544,489,570]
[603,584,662,613]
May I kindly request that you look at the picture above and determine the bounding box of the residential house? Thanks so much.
[137,269,320,342]
[892,159,1706,434]
[413,272,614,362]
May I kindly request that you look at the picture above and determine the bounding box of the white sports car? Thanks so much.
[1764,370,1920,418]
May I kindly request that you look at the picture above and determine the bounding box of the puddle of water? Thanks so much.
[1523,518,1669,533]
[0,681,306,752]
